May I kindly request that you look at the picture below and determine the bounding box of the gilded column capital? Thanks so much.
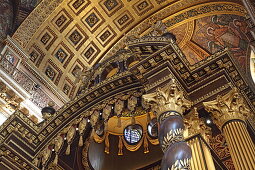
[143,80,192,121]
[203,88,250,128]
[184,108,211,141]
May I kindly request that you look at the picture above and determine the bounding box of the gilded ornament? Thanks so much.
[161,128,184,152]
[184,108,211,140]
[143,80,192,118]
[203,87,250,129]
[128,96,137,111]
[168,158,191,170]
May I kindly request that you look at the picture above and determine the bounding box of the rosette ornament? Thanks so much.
[143,80,192,170]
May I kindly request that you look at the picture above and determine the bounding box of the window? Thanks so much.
[124,124,143,145]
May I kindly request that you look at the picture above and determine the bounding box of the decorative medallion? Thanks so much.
[133,0,154,16]
[68,0,91,15]
[66,25,88,50]
[55,48,67,63]
[40,32,51,45]
[82,41,100,64]
[29,44,45,67]
[52,42,74,68]
[69,30,82,45]
[100,0,124,17]
[82,8,105,33]
[38,26,57,50]
[96,26,116,47]
[52,9,73,33]
[44,60,63,85]
[63,83,71,96]
[114,10,134,31]
[45,65,57,81]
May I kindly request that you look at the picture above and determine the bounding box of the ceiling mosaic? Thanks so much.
[0,0,13,43]
[169,14,251,69]
[11,0,247,99]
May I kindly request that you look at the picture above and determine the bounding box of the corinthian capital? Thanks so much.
[142,80,192,118]
[203,88,250,128]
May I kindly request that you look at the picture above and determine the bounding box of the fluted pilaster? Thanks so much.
[188,136,216,170]
[204,88,255,170]
[185,108,215,170]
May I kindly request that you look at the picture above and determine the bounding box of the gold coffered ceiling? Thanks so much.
[12,0,246,98]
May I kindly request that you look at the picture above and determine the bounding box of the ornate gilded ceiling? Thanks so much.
[11,0,247,99]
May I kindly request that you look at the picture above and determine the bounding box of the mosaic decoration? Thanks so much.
[68,0,91,15]
[52,9,73,33]
[167,14,250,69]
[191,14,250,70]
[114,10,134,31]
[82,8,105,33]
[133,0,153,16]
[100,0,124,16]
[10,0,248,105]
[0,1,13,43]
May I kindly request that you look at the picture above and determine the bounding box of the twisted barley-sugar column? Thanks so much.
[143,80,192,170]
[203,88,255,170]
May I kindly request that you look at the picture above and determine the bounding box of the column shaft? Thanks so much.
[223,121,255,170]
[188,136,216,170]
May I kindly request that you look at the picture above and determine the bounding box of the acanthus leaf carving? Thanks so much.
[203,87,250,128]
[142,80,192,119]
